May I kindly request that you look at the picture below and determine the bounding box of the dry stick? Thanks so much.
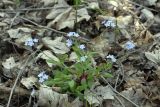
[20,17,90,42]
[6,51,37,107]
[0,5,86,12]
[10,12,20,28]
[127,0,158,12]
[114,95,125,107]
[100,76,140,107]
[20,17,66,35]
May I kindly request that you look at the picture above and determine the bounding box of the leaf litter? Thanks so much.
[0,0,160,107]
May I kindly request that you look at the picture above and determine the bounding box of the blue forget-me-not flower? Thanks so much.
[106,54,116,62]
[124,41,135,50]
[102,20,116,28]
[79,44,85,50]
[66,39,73,47]
[25,38,38,46]
[38,71,48,83]
[67,32,80,37]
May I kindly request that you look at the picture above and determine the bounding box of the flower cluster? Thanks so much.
[106,54,116,62]
[66,32,88,62]
[124,41,135,50]
[102,20,116,28]
[25,38,38,46]
[38,71,48,83]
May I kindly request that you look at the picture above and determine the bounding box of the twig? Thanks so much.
[0,85,29,95]
[20,17,66,35]
[20,17,90,42]
[10,12,20,28]
[127,0,158,12]
[114,95,125,107]
[101,76,140,107]
[6,51,37,107]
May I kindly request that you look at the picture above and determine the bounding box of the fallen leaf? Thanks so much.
[145,50,160,64]
[7,27,33,39]
[84,85,114,106]
[69,52,78,61]
[21,76,38,89]
[84,90,101,106]
[47,7,90,30]
[96,85,114,100]
[38,85,69,107]
[2,57,17,69]
[42,37,70,54]
[36,50,60,67]
[141,9,154,20]
[91,36,109,57]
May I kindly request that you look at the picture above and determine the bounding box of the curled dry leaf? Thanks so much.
[42,37,70,54]
[69,52,78,61]
[84,85,114,106]
[91,36,109,58]
[7,27,33,39]
[47,7,90,30]
[2,57,17,69]
[145,50,160,64]
[38,86,68,107]
[141,9,154,20]
[21,76,38,89]
[36,50,60,67]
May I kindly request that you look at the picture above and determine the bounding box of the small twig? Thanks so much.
[20,17,66,35]
[127,0,158,12]
[10,12,20,28]
[20,17,90,42]
[6,51,37,107]
[114,95,125,107]
[0,85,29,95]
[101,76,140,107]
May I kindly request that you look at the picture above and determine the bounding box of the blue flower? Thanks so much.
[66,39,73,47]
[102,20,116,28]
[79,44,85,50]
[106,55,116,62]
[25,38,38,46]
[33,38,38,42]
[67,32,79,37]
[38,71,48,83]
[124,41,135,50]
[80,56,88,62]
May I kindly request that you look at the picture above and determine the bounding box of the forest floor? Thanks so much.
[0,0,160,107]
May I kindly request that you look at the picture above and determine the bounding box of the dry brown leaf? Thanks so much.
[42,37,70,54]
[38,86,69,107]
[84,85,114,106]
[47,7,90,30]
[21,76,38,89]
[36,50,60,67]
[91,36,109,57]
[2,57,17,69]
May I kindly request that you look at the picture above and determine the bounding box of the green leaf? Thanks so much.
[68,80,75,90]
[103,73,113,78]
